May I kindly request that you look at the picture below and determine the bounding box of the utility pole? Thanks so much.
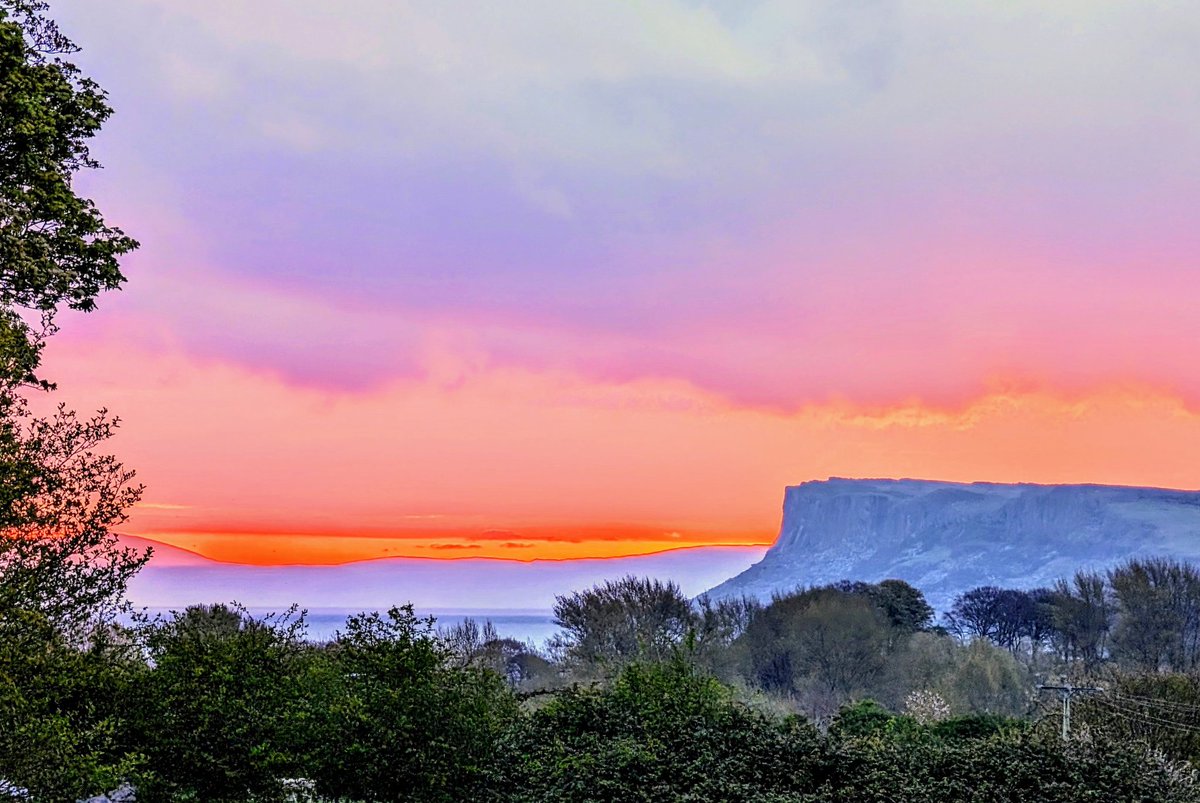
[1038,683,1103,740]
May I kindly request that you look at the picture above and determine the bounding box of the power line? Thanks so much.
[1038,684,1103,740]
[1109,692,1200,715]
[1090,696,1200,734]
[1104,701,1200,731]
[1099,696,1200,729]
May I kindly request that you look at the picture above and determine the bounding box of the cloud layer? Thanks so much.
[39,1,1200,560]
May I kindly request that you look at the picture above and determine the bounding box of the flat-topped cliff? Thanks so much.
[704,478,1200,610]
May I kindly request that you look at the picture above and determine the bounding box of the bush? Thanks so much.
[126,605,308,802]
[496,658,823,802]
[0,610,146,800]
[818,731,1197,802]
[300,606,519,803]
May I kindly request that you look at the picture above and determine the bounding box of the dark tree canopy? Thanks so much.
[0,0,144,637]
[302,606,517,803]
[1047,572,1111,669]
[0,1,136,325]
[0,401,145,634]
[1109,557,1200,672]
[129,605,310,803]
[552,575,694,667]
[944,586,1051,653]
[740,585,895,712]
[833,578,935,633]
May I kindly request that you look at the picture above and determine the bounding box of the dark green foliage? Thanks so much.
[127,605,309,802]
[0,3,1198,800]
[819,699,1191,801]
[818,732,1196,802]
[0,307,42,386]
[0,0,145,638]
[827,699,912,742]
[834,579,934,634]
[928,712,1028,742]
[1109,557,1200,672]
[497,670,1194,803]
[0,609,146,799]
[0,4,145,797]
[740,580,935,692]
[496,658,823,803]
[1072,673,1200,765]
[0,401,145,634]
[300,605,519,803]
[739,586,894,715]
[0,1,136,325]
[3,595,1199,802]
[552,576,695,669]
[827,700,1027,745]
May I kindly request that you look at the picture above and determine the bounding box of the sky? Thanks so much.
[36,0,1200,565]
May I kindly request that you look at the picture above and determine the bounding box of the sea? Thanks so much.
[303,608,560,647]
[138,607,561,649]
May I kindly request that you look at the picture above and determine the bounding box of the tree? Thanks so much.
[0,609,147,800]
[442,616,552,687]
[739,587,893,716]
[872,578,935,633]
[0,402,145,635]
[941,640,1029,716]
[820,726,1197,802]
[551,576,694,670]
[1024,586,1057,663]
[1046,571,1111,669]
[127,605,309,802]
[0,5,144,795]
[1109,557,1200,672]
[495,658,823,802]
[789,593,891,699]
[0,0,144,638]
[945,586,1048,655]
[833,579,934,634]
[0,1,136,346]
[1073,673,1200,766]
[690,593,759,679]
[441,615,500,666]
[301,606,518,802]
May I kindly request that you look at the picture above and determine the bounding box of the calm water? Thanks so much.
[140,607,560,648]
[303,608,560,646]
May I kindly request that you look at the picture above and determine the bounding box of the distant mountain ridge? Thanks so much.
[704,478,1200,610]
[122,537,766,611]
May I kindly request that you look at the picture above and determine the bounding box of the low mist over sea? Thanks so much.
[272,608,558,647]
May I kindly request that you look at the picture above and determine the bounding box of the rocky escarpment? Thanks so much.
[704,478,1200,611]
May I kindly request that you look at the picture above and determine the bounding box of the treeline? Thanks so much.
[3,595,1199,802]
[9,561,1200,800]
[944,557,1200,673]
[536,576,1030,722]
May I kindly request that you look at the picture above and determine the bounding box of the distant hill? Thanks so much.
[119,535,214,567]
[121,537,766,611]
[703,478,1200,611]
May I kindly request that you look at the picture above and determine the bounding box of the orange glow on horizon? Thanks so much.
[135,528,772,565]
[36,337,1200,566]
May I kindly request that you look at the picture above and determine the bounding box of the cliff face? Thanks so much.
[705,478,1200,610]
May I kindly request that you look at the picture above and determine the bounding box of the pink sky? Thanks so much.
[38,1,1200,563]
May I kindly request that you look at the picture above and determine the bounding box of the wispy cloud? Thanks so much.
[38,1,1200,563]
